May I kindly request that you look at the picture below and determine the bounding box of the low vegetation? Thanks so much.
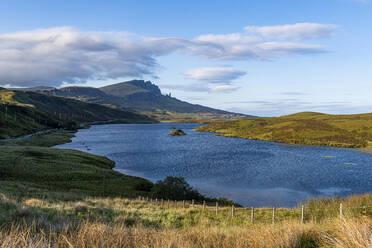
[0,191,370,247]
[196,112,372,148]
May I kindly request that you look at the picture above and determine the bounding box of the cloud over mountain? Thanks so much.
[184,67,246,84]
[210,85,241,93]
[0,24,337,87]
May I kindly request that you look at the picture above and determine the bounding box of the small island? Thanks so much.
[169,127,186,136]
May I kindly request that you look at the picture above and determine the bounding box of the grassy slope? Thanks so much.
[0,89,156,138]
[0,130,153,203]
[196,112,372,148]
[10,89,155,123]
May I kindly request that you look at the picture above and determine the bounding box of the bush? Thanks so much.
[15,208,32,218]
[151,177,204,201]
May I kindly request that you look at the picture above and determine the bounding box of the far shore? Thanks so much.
[355,148,372,155]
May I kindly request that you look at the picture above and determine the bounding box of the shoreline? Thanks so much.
[355,148,372,155]
[195,129,372,153]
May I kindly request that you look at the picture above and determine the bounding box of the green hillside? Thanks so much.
[196,111,372,148]
[0,89,156,138]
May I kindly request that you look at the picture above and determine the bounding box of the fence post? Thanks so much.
[175,200,177,208]
[161,199,164,208]
[272,207,276,224]
[168,199,170,208]
[232,205,235,218]
[216,202,219,215]
[301,205,305,223]
[203,201,206,211]
[183,200,185,208]
[339,203,343,218]
[251,207,255,223]
[362,206,366,218]
[192,199,194,208]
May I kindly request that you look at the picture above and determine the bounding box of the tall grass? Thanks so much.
[0,193,371,247]
[323,218,372,248]
[0,221,317,248]
[0,218,370,248]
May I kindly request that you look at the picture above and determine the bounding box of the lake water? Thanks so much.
[55,123,372,207]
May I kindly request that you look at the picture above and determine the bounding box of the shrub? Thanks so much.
[15,208,32,218]
[151,177,204,201]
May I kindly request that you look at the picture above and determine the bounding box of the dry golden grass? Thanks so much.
[1,193,371,247]
[0,218,370,248]
[0,221,316,248]
[195,112,372,148]
[323,218,372,248]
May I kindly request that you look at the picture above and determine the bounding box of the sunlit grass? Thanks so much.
[196,112,372,148]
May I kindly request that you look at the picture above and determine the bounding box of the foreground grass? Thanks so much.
[1,219,371,248]
[196,112,372,148]
[0,193,371,247]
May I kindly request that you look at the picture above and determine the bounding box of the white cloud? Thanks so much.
[0,27,159,87]
[184,67,246,84]
[182,67,245,94]
[210,85,241,93]
[245,23,338,40]
[160,83,209,92]
[0,24,336,87]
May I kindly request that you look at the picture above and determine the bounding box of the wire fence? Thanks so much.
[136,196,372,224]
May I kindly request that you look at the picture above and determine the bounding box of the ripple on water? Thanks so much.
[55,123,372,207]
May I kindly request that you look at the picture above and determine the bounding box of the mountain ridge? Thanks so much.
[16,80,252,120]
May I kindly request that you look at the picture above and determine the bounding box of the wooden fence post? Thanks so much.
[216,202,219,215]
[251,207,255,223]
[192,199,194,208]
[161,199,164,208]
[174,200,177,208]
[203,201,206,211]
[272,207,276,224]
[183,200,185,208]
[339,203,343,218]
[301,205,305,223]
[168,199,170,208]
[232,205,235,218]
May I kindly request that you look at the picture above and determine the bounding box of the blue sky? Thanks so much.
[0,0,371,116]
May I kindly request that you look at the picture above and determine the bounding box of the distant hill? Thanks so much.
[100,80,162,97]
[0,89,156,138]
[196,111,372,148]
[23,80,251,120]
